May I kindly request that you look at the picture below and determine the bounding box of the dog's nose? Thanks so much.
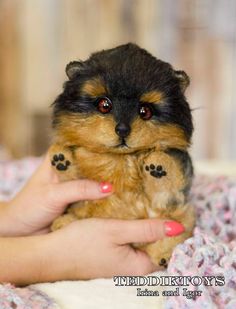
[115,122,131,138]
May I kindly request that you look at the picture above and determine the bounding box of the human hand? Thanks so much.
[0,153,185,284]
[0,152,112,236]
[42,217,181,281]
[0,217,184,285]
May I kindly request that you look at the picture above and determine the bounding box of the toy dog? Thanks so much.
[49,43,195,269]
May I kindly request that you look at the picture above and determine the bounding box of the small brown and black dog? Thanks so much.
[49,43,195,269]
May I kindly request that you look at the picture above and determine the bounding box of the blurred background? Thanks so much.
[0,0,236,164]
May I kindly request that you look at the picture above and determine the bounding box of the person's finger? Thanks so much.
[31,152,59,184]
[48,179,113,207]
[31,227,50,235]
[111,219,185,244]
[127,250,158,275]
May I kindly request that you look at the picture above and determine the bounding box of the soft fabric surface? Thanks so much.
[0,283,59,309]
[166,175,236,309]
[0,158,236,308]
[34,275,166,309]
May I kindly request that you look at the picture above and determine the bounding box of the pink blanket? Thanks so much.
[0,158,235,308]
[167,175,236,309]
[0,283,58,309]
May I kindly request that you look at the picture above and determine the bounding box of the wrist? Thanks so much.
[0,199,35,237]
[0,201,12,236]
[0,201,9,215]
[42,230,75,282]
[0,234,51,285]
[0,200,22,236]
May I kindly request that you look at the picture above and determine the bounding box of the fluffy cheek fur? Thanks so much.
[129,118,189,151]
[54,113,189,153]
[54,113,118,152]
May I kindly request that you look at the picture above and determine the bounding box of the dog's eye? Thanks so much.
[139,104,153,120]
[97,97,112,114]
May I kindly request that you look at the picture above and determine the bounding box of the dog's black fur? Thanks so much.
[53,43,193,141]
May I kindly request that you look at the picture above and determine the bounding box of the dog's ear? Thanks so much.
[174,70,190,93]
[66,61,84,80]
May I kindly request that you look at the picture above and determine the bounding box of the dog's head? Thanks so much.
[52,43,193,153]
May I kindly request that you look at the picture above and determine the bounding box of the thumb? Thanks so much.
[112,219,185,244]
[48,180,112,207]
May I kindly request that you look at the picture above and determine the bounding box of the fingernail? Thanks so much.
[164,221,185,236]
[100,182,113,193]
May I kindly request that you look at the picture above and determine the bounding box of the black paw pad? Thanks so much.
[145,164,167,178]
[159,258,168,268]
[51,154,71,171]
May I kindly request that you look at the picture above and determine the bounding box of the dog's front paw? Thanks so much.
[145,164,167,178]
[51,153,71,171]
[158,258,168,269]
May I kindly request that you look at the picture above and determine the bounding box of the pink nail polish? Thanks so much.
[100,182,113,193]
[164,221,185,236]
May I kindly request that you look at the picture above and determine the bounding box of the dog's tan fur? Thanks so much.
[81,77,107,97]
[53,113,189,153]
[140,91,163,104]
[50,111,195,268]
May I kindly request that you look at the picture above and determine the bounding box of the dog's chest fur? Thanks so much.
[74,147,144,193]
[67,145,188,223]
[67,146,152,219]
